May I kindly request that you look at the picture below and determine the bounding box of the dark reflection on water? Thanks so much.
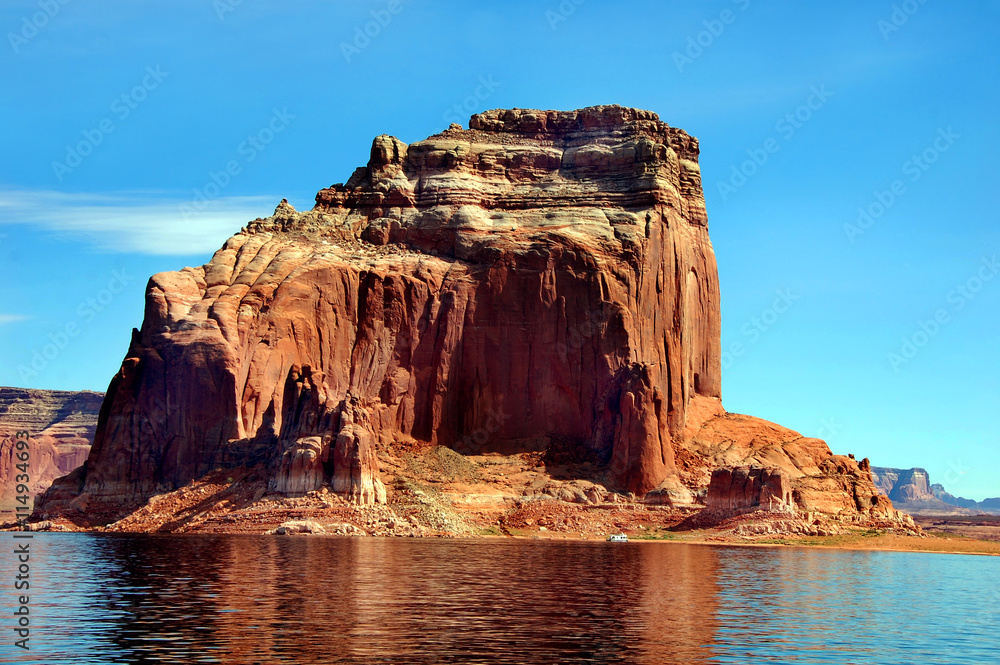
[1,535,998,664]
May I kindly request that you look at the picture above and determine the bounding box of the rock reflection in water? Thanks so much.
[5,535,997,664]
[5,535,719,664]
[190,537,720,664]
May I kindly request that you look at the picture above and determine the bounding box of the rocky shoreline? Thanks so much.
[24,443,918,546]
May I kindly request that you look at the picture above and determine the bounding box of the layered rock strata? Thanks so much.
[0,388,103,510]
[706,467,794,514]
[704,457,894,518]
[871,467,933,503]
[34,106,905,531]
[873,466,1000,515]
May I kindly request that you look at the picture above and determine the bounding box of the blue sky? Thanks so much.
[1,1,997,499]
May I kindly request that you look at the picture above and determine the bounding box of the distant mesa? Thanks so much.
[871,466,1000,515]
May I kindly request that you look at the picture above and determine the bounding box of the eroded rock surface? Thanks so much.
[706,466,793,514]
[34,106,905,532]
[0,388,103,512]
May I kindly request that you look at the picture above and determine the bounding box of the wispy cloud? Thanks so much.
[0,314,31,325]
[0,189,282,255]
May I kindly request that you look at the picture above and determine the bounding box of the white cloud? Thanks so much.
[0,189,284,255]
[0,314,31,325]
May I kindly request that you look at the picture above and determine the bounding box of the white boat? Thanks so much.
[606,533,628,542]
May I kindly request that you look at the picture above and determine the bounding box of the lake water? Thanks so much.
[2,534,998,664]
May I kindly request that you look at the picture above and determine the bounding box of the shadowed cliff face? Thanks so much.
[34,106,900,529]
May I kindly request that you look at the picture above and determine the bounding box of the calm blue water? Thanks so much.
[1,534,998,664]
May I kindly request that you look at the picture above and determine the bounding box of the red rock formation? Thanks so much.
[37,106,719,516]
[34,106,901,530]
[704,457,895,519]
[0,387,103,511]
[706,467,794,514]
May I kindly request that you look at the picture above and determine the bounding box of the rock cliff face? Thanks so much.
[706,467,793,514]
[34,106,906,533]
[0,388,103,511]
[871,467,933,503]
[873,466,1000,515]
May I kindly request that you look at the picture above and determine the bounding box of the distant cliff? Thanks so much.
[872,466,1000,515]
[871,467,933,502]
[0,387,103,512]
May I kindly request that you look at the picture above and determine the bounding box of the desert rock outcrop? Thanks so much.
[706,467,793,514]
[34,106,905,532]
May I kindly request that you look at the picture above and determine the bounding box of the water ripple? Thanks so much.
[0,535,997,664]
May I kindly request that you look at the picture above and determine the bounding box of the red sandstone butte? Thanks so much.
[34,106,902,528]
